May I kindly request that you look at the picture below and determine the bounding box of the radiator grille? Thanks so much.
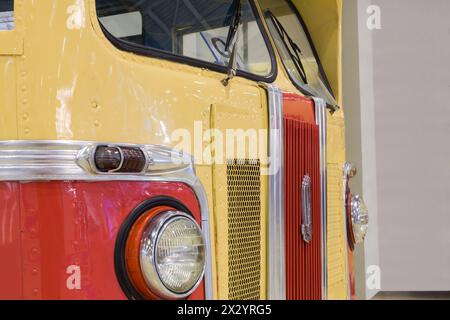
[226,159,261,300]
[284,117,322,300]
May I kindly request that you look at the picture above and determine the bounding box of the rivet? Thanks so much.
[23,113,29,120]
[32,289,39,295]
[31,248,39,255]
[92,101,100,110]
[94,120,100,128]
[24,128,30,135]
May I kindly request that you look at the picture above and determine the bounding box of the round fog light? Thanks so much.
[140,211,205,299]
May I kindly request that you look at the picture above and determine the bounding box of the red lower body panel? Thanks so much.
[284,94,322,300]
[0,183,21,299]
[0,181,203,300]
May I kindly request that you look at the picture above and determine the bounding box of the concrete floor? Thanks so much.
[373,292,450,300]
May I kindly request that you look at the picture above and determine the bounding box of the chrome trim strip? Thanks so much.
[260,83,285,300]
[0,140,213,300]
[312,97,328,300]
[343,162,356,300]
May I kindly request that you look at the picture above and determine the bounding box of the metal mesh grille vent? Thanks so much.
[226,159,261,300]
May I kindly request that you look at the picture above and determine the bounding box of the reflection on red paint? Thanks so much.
[0,181,204,300]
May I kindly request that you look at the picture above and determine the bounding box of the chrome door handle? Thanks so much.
[301,175,312,243]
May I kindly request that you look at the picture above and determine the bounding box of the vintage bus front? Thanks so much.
[0,0,368,300]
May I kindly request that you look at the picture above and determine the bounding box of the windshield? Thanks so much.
[258,0,337,106]
[96,0,274,78]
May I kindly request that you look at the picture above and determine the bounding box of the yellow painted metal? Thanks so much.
[0,0,23,139]
[210,96,269,299]
[0,56,18,139]
[326,114,349,300]
[0,32,23,56]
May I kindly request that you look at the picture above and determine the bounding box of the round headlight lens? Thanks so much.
[350,194,369,243]
[140,211,205,299]
[155,216,205,293]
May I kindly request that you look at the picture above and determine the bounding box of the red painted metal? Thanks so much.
[283,92,316,124]
[0,183,22,299]
[0,181,204,300]
[283,92,322,300]
[348,249,356,300]
[125,205,175,300]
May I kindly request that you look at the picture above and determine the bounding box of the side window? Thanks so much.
[95,0,274,78]
[0,0,14,30]
[258,0,337,106]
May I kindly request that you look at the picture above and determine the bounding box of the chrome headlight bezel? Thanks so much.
[350,194,369,244]
[344,162,369,250]
[140,211,206,300]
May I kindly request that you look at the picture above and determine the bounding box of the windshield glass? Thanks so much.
[0,0,14,30]
[258,0,336,106]
[96,0,274,78]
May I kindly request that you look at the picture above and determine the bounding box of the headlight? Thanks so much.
[140,211,205,299]
[350,195,369,244]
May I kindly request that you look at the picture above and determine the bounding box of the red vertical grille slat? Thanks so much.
[283,94,322,300]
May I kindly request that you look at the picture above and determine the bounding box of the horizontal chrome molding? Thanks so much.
[260,83,286,300]
[0,140,193,181]
[0,140,213,300]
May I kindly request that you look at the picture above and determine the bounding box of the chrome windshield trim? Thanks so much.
[260,83,286,300]
[0,140,213,300]
[312,97,328,300]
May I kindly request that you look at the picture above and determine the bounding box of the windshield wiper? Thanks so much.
[224,0,242,52]
[265,9,307,84]
[222,0,242,86]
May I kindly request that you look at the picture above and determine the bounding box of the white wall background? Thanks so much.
[344,0,450,296]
